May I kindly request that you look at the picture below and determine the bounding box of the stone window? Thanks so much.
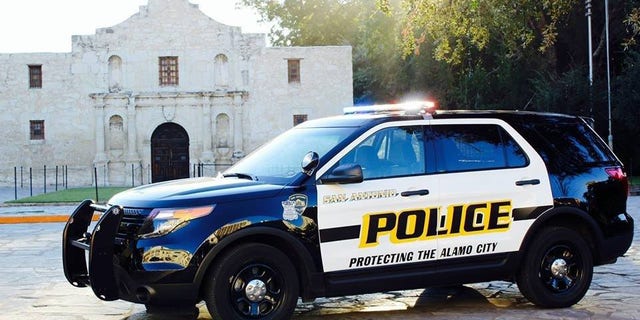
[30,120,44,140]
[28,65,42,88]
[287,59,300,83]
[293,114,308,126]
[159,56,179,86]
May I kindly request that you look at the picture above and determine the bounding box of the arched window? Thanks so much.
[108,55,122,92]
[214,54,228,87]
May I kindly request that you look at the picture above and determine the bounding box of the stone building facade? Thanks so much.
[0,0,353,186]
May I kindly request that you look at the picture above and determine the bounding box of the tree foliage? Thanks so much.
[240,0,640,172]
[383,0,580,66]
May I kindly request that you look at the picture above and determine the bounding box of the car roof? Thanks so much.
[299,109,581,129]
[433,110,581,123]
[297,113,424,128]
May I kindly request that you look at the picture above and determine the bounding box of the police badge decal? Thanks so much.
[282,194,308,221]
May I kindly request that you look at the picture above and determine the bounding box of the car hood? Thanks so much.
[107,177,286,208]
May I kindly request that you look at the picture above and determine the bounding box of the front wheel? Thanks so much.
[516,226,593,308]
[203,243,299,320]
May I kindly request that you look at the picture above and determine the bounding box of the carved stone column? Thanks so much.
[92,94,109,186]
[93,95,107,163]
[201,94,215,163]
[232,92,244,161]
[125,94,141,186]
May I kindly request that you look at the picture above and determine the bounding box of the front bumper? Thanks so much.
[62,200,123,300]
[62,200,200,305]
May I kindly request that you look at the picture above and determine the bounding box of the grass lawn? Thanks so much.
[6,187,130,204]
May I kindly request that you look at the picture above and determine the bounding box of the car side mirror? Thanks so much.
[302,151,320,176]
[319,163,363,184]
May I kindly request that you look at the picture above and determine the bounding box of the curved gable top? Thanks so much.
[101,0,233,34]
[72,0,265,52]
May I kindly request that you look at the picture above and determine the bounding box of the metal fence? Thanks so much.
[3,162,235,201]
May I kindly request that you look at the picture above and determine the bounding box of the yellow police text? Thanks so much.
[359,201,512,248]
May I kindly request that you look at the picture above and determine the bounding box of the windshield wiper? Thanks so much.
[223,172,257,181]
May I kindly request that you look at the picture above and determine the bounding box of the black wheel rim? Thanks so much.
[538,243,583,293]
[229,263,284,318]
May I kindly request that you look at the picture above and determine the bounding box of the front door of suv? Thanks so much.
[316,122,440,273]
[428,119,553,264]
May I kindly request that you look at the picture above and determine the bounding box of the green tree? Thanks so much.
[240,0,640,172]
[382,0,577,66]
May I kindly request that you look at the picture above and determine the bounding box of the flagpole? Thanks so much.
[586,0,594,116]
[605,0,613,150]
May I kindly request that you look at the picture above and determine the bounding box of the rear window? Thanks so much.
[516,119,614,169]
[431,124,528,173]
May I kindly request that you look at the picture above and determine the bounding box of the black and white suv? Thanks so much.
[63,102,633,319]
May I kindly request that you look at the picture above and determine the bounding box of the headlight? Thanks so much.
[140,205,215,239]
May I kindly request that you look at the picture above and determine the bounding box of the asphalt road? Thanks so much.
[0,197,638,320]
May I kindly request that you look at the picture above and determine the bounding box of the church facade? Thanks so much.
[0,0,353,186]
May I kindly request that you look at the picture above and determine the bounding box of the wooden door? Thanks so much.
[151,123,190,182]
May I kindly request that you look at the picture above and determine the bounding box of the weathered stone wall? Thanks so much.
[0,0,352,187]
[0,53,96,186]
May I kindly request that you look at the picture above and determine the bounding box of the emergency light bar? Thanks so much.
[343,100,437,116]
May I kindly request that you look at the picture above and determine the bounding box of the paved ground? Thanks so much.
[0,197,638,320]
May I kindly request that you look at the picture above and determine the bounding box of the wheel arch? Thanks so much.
[194,225,324,301]
[518,206,607,265]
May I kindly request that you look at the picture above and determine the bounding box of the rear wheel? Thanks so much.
[203,243,299,320]
[516,226,593,308]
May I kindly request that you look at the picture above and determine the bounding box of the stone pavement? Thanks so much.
[0,198,638,320]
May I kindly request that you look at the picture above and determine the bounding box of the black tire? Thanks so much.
[203,243,299,320]
[516,226,593,308]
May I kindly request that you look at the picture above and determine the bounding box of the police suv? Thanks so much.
[63,102,633,319]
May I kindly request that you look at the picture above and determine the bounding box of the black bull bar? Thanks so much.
[62,199,123,301]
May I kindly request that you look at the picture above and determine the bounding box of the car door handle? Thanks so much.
[401,189,430,197]
[515,179,540,186]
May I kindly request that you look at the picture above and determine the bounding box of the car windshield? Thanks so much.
[226,126,356,184]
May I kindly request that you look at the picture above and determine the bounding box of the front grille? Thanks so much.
[116,208,151,240]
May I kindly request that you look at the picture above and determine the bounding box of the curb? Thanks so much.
[0,202,77,207]
[0,214,101,225]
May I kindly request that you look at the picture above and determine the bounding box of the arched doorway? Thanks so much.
[151,122,190,182]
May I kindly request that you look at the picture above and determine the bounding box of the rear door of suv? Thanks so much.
[428,118,553,264]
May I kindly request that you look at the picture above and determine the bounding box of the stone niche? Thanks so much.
[215,113,231,159]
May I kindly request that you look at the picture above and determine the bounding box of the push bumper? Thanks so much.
[62,200,201,305]
[62,199,123,301]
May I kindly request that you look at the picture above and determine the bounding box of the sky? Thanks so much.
[0,0,271,53]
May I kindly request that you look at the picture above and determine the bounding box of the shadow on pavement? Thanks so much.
[414,285,492,308]
[293,286,508,320]
[120,286,498,320]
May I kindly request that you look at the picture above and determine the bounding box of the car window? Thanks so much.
[338,126,426,180]
[431,124,528,173]
[526,121,613,165]
[229,127,356,182]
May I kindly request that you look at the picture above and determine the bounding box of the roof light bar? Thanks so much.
[343,101,437,116]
